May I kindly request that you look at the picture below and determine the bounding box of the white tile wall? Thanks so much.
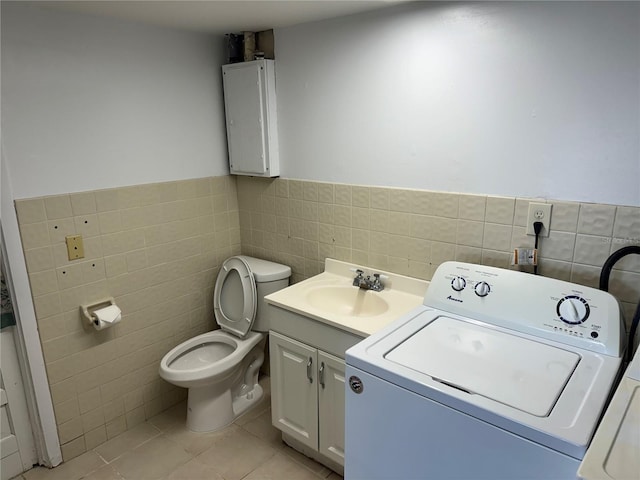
[238,177,640,328]
[16,176,240,461]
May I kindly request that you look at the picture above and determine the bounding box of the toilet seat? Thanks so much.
[160,330,264,388]
[214,256,257,339]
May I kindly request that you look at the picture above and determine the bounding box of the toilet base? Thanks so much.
[186,383,265,432]
[185,344,266,432]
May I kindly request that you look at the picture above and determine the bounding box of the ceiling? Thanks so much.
[31,1,407,34]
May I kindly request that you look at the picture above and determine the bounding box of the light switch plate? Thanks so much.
[526,203,552,237]
[65,235,85,260]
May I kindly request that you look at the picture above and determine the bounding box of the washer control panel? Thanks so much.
[425,261,623,357]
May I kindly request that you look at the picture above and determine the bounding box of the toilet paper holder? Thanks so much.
[80,297,118,328]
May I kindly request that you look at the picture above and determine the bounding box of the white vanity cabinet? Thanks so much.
[267,304,365,473]
[221,60,279,177]
[264,258,429,475]
[269,332,346,466]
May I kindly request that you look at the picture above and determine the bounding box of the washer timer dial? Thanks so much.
[474,281,491,297]
[451,276,466,292]
[556,295,590,325]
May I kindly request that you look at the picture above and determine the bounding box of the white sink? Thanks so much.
[265,259,429,337]
[305,285,390,317]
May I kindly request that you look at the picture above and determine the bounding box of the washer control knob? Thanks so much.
[557,296,590,325]
[451,276,466,291]
[474,281,490,297]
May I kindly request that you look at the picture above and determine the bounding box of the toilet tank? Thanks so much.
[240,256,291,332]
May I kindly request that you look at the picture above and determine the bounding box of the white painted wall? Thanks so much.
[1,3,229,200]
[1,5,228,463]
[275,1,640,206]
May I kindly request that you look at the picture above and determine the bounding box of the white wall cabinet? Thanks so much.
[221,60,279,177]
[270,331,346,467]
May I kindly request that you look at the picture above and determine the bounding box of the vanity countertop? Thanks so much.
[265,259,429,337]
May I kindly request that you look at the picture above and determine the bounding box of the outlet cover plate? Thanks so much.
[65,235,85,260]
[526,203,552,237]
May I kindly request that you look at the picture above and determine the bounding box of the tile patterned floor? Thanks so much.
[13,379,343,480]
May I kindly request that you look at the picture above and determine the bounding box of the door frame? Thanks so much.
[1,153,62,468]
[1,324,38,473]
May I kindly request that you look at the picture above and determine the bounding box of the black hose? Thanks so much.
[626,303,640,363]
[599,245,640,362]
[599,245,640,291]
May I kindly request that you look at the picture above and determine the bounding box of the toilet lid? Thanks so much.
[213,256,257,338]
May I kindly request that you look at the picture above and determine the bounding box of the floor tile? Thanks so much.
[162,458,224,480]
[234,400,270,427]
[243,453,322,480]
[23,452,106,480]
[196,427,277,480]
[240,408,282,448]
[147,402,187,434]
[79,464,124,480]
[281,445,332,477]
[94,422,161,462]
[110,435,192,480]
[163,422,238,457]
[18,379,344,480]
[147,401,234,456]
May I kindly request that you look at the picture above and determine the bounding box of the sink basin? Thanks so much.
[305,286,389,317]
[264,259,429,337]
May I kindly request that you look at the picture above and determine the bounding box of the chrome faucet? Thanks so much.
[352,269,385,292]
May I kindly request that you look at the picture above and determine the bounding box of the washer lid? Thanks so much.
[214,256,257,338]
[385,316,580,417]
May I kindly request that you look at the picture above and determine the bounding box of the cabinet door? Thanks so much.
[269,332,318,450]
[222,62,267,175]
[318,350,346,466]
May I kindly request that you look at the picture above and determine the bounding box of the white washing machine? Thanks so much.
[345,261,624,480]
[578,345,640,479]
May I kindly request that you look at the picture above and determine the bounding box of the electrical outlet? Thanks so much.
[526,203,552,237]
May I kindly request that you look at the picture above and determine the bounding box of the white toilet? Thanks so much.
[159,255,291,432]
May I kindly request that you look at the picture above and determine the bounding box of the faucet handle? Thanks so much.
[371,273,388,291]
[351,268,365,287]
